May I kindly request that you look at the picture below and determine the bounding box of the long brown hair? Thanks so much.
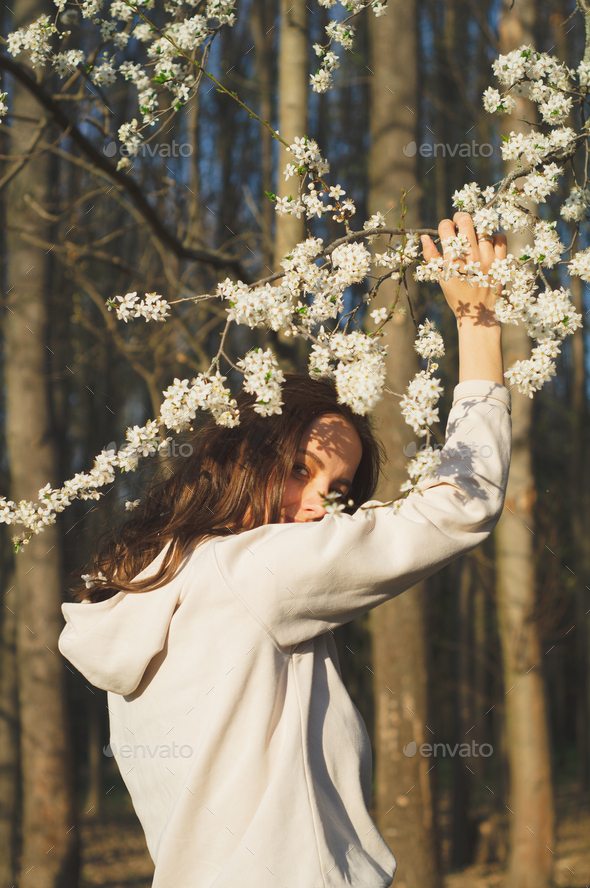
[72,373,384,603]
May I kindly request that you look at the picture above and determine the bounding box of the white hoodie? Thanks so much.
[59,380,511,888]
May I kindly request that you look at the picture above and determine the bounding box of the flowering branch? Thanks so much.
[2,3,590,548]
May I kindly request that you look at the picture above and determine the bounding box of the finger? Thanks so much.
[493,233,507,260]
[453,212,478,258]
[475,233,496,264]
[438,218,457,257]
[420,234,440,261]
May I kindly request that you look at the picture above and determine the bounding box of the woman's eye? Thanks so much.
[292,463,309,478]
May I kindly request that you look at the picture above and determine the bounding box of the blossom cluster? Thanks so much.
[414,320,445,359]
[7,0,235,170]
[374,234,421,281]
[7,14,58,68]
[8,0,386,182]
[309,330,388,415]
[491,45,575,124]
[400,366,443,437]
[276,138,355,223]
[311,0,387,93]
[410,43,590,396]
[220,235,376,337]
[3,419,162,549]
[237,348,285,416]
[219,278,294,331]
[160,373,239,432]
[387,321,446,510]
[107,291,171,322]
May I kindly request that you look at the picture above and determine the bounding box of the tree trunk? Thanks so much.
[84,692,103,819]
[494,7,555,885]
[274,0,307,268]
[570,275,590,791]
[0,568,19,886]
[251,0,275,269]
[367,2,441,886]
[183,94,202,250]
[4,2,80,882]
[471,563,488,783]
[451,557,474,869]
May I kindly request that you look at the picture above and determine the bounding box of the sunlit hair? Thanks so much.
[71,373,384,603]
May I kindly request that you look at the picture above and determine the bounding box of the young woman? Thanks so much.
[59,213,512,888]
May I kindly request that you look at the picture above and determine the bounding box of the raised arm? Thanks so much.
[421,211,505,387]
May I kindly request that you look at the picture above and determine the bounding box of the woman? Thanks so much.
[59,213,512,888]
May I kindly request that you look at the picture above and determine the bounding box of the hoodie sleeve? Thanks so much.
[213,380,511,649]
[58,546,190,695]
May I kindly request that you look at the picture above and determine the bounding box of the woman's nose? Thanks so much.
[301,488,327,520]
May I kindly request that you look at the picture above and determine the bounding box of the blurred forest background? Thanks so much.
[1,0,589,887]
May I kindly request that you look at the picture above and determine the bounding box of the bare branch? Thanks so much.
[0,53,251,279]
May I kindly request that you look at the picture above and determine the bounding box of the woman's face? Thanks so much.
[279,413,363,523]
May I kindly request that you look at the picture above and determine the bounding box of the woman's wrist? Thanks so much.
[456,315,504,386]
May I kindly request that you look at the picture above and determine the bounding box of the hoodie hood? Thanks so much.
[59,544,183,695]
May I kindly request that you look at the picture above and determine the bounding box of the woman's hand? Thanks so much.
[420,211,507,327]
[421,211,507,386]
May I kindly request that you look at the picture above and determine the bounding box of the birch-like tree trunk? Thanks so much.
[274,0,307,268]
[0,48,19,885]
[4,2,79,882]
[0,568,19,887]
[368,2,441,885]
[251,0,275,269]
[493,4,555,885]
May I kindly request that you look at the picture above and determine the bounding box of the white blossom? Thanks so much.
[311,69,333,93]
[577,60,590,88]
[441,233,471,261]
[400,446,442,491]
[482,87,516,114]
[107,291,170,322]
[286,136,330,176]
[526,220,564,268]
[160,372,239,431]
[237,348,285,416]
[53,50,85,78]
[321,490,349,516]
[81,571,107,589]
[370,307,389,323]
[567,247,590,281]
[400,371,444,437]
[309,331,388,415]
[325,21,355,49]
[560,185,590,222]
[521,163,562,203]
[330,241,371,285]
[8,14,57,67]
[452,182,483,213]
[91,57,117,87]
[118,119,142,157]
[220,278,294,331]
[504,339,560,397]
[414,320,445,359]
[363,212,387,233]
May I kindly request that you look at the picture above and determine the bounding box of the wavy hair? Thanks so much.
[72,373,384,603]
